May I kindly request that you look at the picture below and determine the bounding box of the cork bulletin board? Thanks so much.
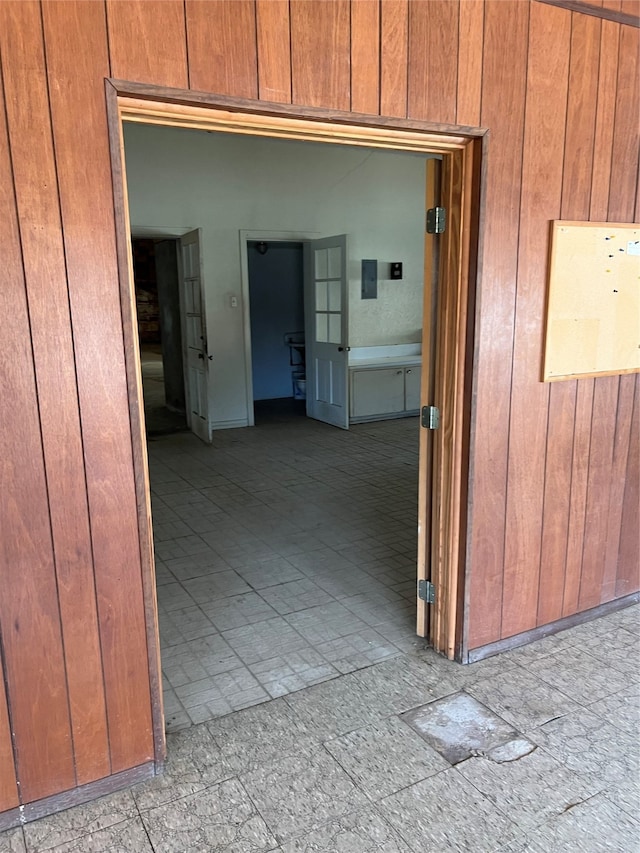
[543,221,640,382]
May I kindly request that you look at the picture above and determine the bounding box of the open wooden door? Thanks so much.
[304,235,349,430]
[179,229,211,443]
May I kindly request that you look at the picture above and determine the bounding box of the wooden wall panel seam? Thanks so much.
[184,0,191,89]
[0,22,78,796]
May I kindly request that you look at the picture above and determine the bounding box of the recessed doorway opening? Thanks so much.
[109,86,481,755]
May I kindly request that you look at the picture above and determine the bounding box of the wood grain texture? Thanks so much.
[609,23,640,221]
[562,379,595,615]
[0,6,75,801]
[408,0,459,124]
[1,0,110,788]
[601,375,636,600]
[256,0,291,103]
[41,0,154,774]
[290,0,351,110]
[578,377,620,610]
[456,0,484,126]
[540,8,601,625]
[186,0,258,98]
[616,376,640,597]
[351,0,380,113]
[466,0,530,648]
[501,1,570,639]
[0,651,17,812]
[106,1,188,89]
[380,0,409,116]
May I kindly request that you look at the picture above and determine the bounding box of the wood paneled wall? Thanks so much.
[0,0,638,816]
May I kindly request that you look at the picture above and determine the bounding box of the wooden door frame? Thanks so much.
[105,80,486,759]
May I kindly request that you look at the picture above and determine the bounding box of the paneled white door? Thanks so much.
[179,229,211,443]
[304,235,349,429]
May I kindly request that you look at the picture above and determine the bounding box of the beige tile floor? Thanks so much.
[3,410,639,852]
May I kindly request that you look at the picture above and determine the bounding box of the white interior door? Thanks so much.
[179,229,211,443]
[304,235,349,429]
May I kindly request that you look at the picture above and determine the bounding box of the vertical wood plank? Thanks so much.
[538,10,601,626]
[187,0,258,98]
[501,1,570,639]
[407,0,459,124]
[466,0,530,649]
[590,19,620,219]
[351,0,380,114]
[42,0,154,774]
[0,652,17,811]
[609,23,639,224]
[456,0,484,127]
[290,0,350,110]
[616,376,640,598]
[601,375,636,600]
[538,385,577,625]
[380,0,409,117]
[0,11,75,798]
[105,1,188,89]
[1,0,110,787]
[564,12,620,618]
[256,0,291,103]
[578,377,620,611]
[562,380,595,615]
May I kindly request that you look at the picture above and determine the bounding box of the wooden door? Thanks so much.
[304,235,349,429]
[179,230,211,443]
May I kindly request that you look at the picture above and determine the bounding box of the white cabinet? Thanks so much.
[350,363,422,423]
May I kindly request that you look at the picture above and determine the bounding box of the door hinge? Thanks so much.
[421,405,440,429]
[426,206,446,234]
[418,579,436,604]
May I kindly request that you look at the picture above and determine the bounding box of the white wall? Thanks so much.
[124,123,430,427]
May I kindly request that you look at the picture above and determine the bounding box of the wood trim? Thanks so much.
[467,592,640,663]
[112,80,486,139]
[0,762,155,833]
[104,81,165,767]
[429,141,479,660]
[109,81,483,659]
[416,158,441,638]
[535,0,640,26]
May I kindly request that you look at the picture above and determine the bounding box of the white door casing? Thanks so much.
[179,229,211,443]
[304,235,349,429]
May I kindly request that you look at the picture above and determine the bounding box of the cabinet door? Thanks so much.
[404,366,422,411]
[351,368,405,417]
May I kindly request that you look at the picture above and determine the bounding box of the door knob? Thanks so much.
[338,346,351,352]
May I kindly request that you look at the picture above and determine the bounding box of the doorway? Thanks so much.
[108,86,480,754]
[132,237,188,436]
[246,240,306,423]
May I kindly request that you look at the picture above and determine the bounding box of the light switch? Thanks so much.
[230,295,238,308]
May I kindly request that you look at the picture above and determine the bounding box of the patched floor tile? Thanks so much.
[240,748,368,842]
[141,778,276,852]
[324,716,449,800]
[401,692,519,764]
[22,791,137,852]
[279,808,411,852]
[380,768,517,852]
